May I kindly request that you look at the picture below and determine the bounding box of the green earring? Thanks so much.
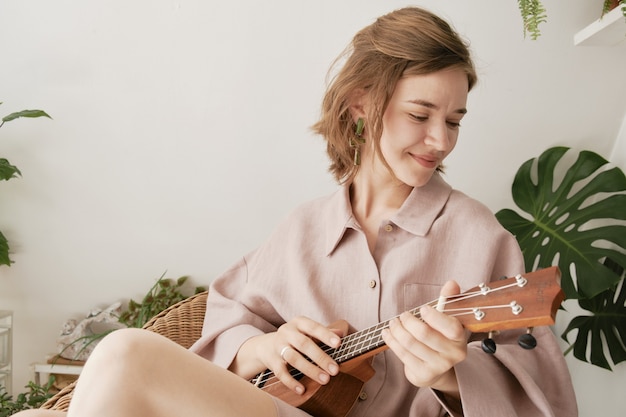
[350,118,366,166]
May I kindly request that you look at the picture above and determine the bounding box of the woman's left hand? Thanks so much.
[381,280,467,396]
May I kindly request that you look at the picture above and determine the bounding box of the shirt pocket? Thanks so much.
[403,283,443,312]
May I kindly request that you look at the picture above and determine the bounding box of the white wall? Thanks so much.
[1,0,625,414]
[608,114,626,168]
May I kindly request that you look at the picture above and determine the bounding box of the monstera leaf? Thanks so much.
[495,146,626,300]
[496,147,626,370]
[561,272,626,370]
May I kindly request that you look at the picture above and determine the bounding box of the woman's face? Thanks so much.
[363,68,469,188]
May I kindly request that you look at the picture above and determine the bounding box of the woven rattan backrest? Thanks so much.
[142,291,208,349]
[41,291,209,411]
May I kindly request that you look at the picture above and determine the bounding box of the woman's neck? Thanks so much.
[350,178,411,219]
[349,168,412,253]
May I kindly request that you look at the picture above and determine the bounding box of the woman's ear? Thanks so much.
[348,89,369,122]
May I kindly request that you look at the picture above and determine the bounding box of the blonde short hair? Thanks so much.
[312,7,477,183]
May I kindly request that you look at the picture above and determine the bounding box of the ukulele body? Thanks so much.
[261,356,376,417]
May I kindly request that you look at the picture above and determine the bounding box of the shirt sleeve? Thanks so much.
[188,255,279,369]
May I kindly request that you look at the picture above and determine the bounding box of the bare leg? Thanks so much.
[12,411,66,417]
[61,328,277,417]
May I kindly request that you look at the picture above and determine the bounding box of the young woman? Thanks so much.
[19,6,577,417]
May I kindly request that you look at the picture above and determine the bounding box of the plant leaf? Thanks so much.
[2,109,51,123]
[517,0,547,40]
[0,231,11,266]
[496,147,626,300]
[0,158,21,181]
[561,279,626,370]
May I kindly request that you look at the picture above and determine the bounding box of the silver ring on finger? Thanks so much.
[280,346,291,363]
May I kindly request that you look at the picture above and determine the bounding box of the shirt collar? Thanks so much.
[324,172,453,255]
[324,185,356,256]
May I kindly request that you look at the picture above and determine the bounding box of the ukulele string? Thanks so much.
[253,280,522,390]
[332,280,523,360]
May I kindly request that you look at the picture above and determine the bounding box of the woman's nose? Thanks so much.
[425,122,451,152]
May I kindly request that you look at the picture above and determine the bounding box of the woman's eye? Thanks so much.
[446,121,461,129]
[410,114,428,122]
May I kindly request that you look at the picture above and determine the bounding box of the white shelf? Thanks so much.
[32,363,84,386]
[574,6,626,46]
[0,311,12,394]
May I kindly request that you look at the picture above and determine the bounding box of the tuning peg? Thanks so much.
[518,328,537,350]
[481,331,497,354]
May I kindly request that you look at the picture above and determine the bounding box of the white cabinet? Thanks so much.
[0,310,12,394]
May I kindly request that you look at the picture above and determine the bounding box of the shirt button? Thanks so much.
[384,224,393,232]
[369,280,377,289]
[359,391,368,401]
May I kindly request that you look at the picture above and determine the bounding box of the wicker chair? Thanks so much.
[40,291,209,411]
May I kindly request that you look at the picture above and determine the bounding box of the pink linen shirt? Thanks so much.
[190,172,577,416]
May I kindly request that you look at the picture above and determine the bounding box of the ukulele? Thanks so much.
[250,266,564,417]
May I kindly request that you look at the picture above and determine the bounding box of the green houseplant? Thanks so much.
[56,274,206,361]
[0,103,51,266]
[0,378,55,416]
[517,0,626,39]
[496,147,626,369]
[118,275,206,328]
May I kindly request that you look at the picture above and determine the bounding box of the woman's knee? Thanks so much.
[83,328,160,377]
[11,410,66,417]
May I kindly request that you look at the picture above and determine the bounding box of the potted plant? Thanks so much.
[0,103,51,266]
[517,0,626,39]
[496,146,626,369]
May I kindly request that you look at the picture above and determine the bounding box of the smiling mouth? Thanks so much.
[411,153,439,168]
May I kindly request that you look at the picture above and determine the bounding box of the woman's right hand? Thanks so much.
[230,316,346,395]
